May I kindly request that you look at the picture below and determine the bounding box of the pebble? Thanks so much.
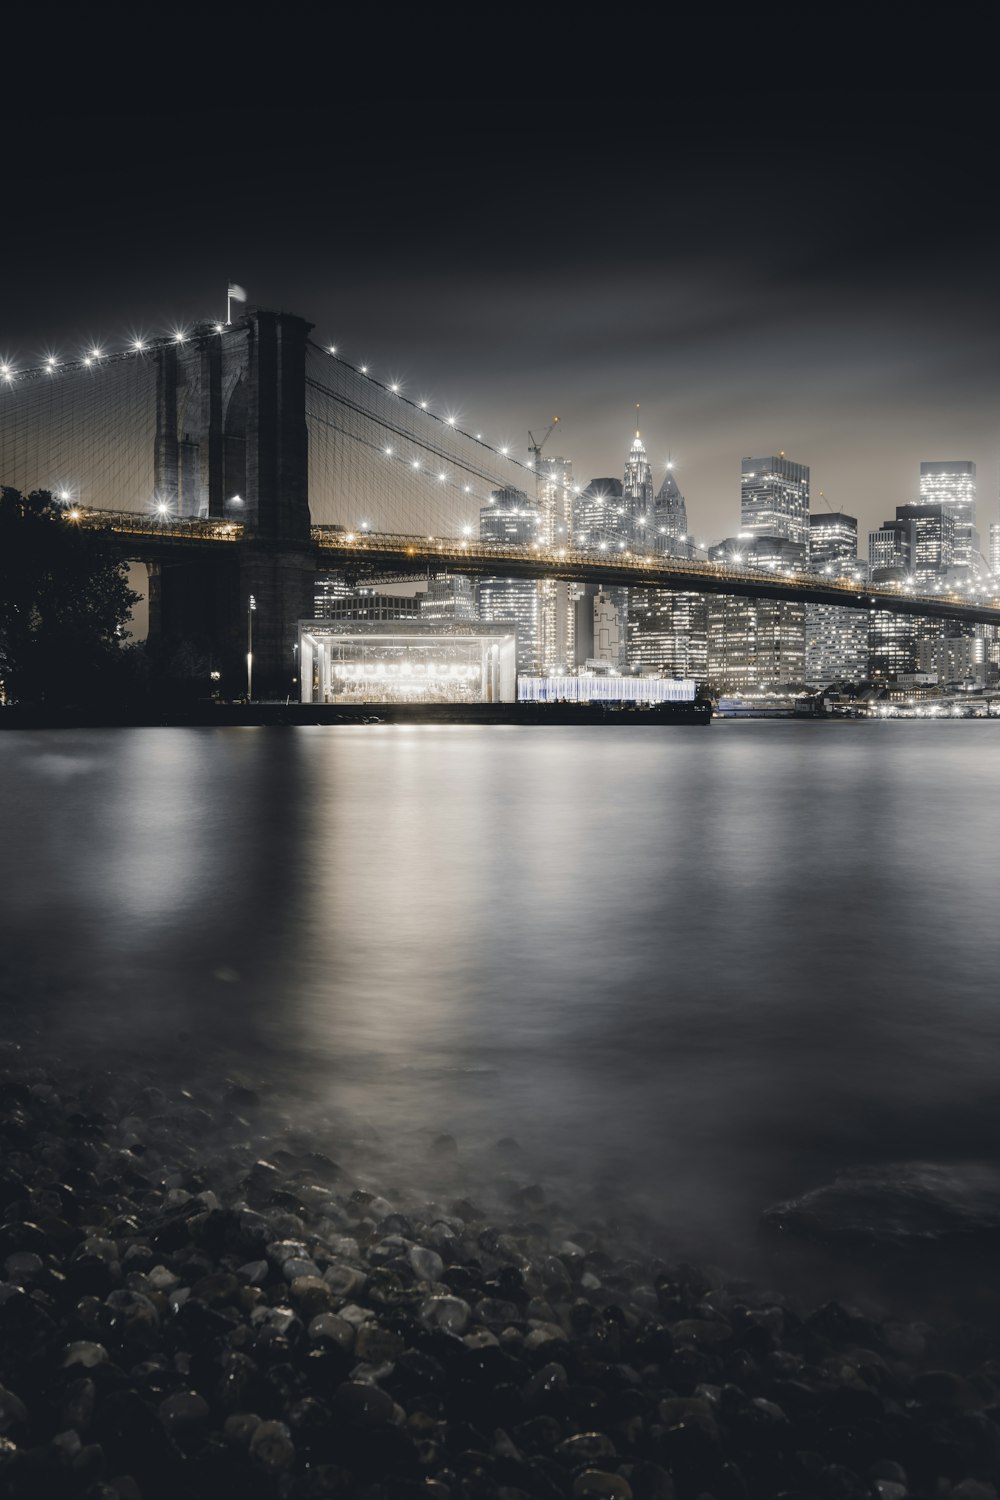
[4,1045,1000,1500]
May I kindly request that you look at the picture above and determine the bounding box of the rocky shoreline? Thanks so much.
[3,1037,1000,1500]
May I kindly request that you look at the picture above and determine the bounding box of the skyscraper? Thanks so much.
[895,503,956,580]
[537,454,573,547]
[919,461,977,571]
[804,510,866,686]
[623,420,654,545]
[627,589,707,679]
[652,464,690,556]
[706,596,806,691]
[808,511,858,572]
[741,454,810,553]
[478,488,540,672]
[573,478,623,551]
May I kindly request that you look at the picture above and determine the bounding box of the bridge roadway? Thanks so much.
[74,509,1000,628]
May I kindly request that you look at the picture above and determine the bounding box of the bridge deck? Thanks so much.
[73,511,1000,627]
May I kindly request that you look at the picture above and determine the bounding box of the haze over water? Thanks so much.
[3,722,999,1268]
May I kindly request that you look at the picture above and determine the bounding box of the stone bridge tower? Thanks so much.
[152,309,316,697]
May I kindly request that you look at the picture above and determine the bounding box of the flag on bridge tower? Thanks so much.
[226,284,248,324]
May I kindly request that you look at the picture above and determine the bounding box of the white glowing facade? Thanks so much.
[518,675,696,704]
[298,622,517,705]
[920,461,977,571]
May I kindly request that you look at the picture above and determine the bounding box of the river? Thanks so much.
[2,720,999,1274]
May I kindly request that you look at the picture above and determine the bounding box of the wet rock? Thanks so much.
[0,1386,27,1434]
[63,1341,109,1368]
[410,1245,445,1282]
[158,1389,211,1437]
[421,1294,471,1334]
[332,1380,395,1426]
[249,1418,296,1472]
[573,1471,633,1499]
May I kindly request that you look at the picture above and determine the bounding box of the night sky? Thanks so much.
[6,94,999,551]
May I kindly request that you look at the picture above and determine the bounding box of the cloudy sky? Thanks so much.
[5,99,998,552]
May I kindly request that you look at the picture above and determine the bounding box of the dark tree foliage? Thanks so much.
[0,488,140,704]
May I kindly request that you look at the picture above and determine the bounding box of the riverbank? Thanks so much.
[3,1030,1000,1500]
[0,700,713,730]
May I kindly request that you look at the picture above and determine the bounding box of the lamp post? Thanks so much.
[247,594,256,701]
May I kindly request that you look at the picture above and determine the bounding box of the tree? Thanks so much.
[0,489,140,705]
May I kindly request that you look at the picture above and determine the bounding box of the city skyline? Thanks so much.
[4,105,999,550]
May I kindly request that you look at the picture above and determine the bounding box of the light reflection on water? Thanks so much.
[2,721,999,1255]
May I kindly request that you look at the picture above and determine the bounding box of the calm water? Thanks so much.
[2,721,999,1261]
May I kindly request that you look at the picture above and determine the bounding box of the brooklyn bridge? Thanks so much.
[3,306,998,695]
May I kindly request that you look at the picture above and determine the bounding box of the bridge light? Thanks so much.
[156,503,169,517]
[500,446,508,455]
[132,339,145,351]
[83,356,92,366]
[463,485,471,493]
[384,447,393,456]
[45,357,57,370]
[345,532,355,542]
[462,525,472,537]
[419,400,427,409]
[360,521,370,531]
[229,494,243,506]
[438,472,446,481]
[215,323,225,334]
[328,345,337,355]
[446,415,456,426]
[390,383,400,393]
[174,331,187,343]
[360,365,368,374]
[90,348,102,361]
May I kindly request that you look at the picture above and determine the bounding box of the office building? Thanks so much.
[652,464,691,556]
[809,512,858,572]
[895,503,955,580]
[804,607,869,686]
[920,461,977,571]
[537,455,573,547]
[706,596,806,691]
[573,478,624,551]
[741,454,810,553]
[623,425,654,543]
[420,574,477,624]
[314,574,421,622]
[627,588,708,678]
[869,520,911,579]
[479,486,541,545]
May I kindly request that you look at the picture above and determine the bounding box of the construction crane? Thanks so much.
[528,416,560,476]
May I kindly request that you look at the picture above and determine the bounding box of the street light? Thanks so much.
[247,594,256,701]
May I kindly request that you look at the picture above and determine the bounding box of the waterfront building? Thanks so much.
[804,607,869,686]
[917,633,980,688]
[920,461,977,571]
[706,595,806,691]
[518,675,697,704]
[990,521,1000,577]
[593,591,623,666]
[741,454,810,554]
[626,588,707,678]
[804,510,866,685]
[298,621,516,705]
[867,611,936,684]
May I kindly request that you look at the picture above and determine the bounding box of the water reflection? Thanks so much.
[2,721,1000,1256]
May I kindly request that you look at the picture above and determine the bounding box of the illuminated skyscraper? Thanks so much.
[706,596,806,691]
[478,488,540,671]
[895,503,955,580]
[808,511,858,572]
[741,454,810,554]
[920,461,977,571]
[573,478,623,551]
[537,455,573,547]
[652,464,690,556]
[623,419,654,544]
[627,589,707,678]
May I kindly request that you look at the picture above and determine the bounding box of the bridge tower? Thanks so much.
[153,309,316,697]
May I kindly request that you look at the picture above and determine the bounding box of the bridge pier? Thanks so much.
[239,544,316,700]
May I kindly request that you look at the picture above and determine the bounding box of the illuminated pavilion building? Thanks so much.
[298,620,517,705]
